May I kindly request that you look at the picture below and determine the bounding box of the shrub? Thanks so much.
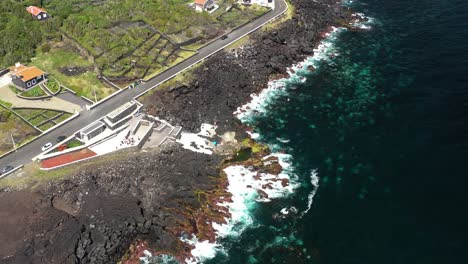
[41,44,51,53]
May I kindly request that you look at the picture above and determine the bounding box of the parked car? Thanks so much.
[42,142,53,152]
[1,166,14,175]
[56,136,66,143]
[221,35,228,40]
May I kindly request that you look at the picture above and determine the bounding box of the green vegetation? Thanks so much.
[45,77,60,93]
[0,0,270,87]
[263,0,295,31]
[0,0,53,66]
[38,121,55,131]
[10,84,47,98]
[241,138,267,153]
[43,110,61,119]
[67,139,83,148]
[225,35,251,51]
[20,86,47,98]
[143,49,196,80]
[55,0,219,80]
[9,86,21,94]
[14,109,42,120]
[31,48,113,100]
[0,99,13,108]
[54,112,72,123]
[231,147,253,162]
[0,149,136,189]
[29,114,47,127]
[0,162,78,189]
[218,4,269,28]
[0,108,40,156]
[15,109,71,131]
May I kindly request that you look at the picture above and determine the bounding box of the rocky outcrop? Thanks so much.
[145,0,352,134]
[0,0,352,263]
[0,144,224,263]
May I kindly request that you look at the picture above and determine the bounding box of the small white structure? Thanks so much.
[194,0,215,12]
[240,0,274,9]
[78,121,106,142]
[103,101,139,129]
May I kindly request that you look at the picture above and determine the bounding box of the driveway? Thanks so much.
[0,76,81,113]
[56,91,90,109]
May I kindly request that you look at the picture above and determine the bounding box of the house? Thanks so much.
[194,0,215,12]
[8,63,46,90]
[26,6,50,21]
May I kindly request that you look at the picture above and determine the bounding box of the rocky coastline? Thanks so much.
[0,0,354,263]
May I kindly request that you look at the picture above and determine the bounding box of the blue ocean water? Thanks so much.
[204,0,468,263]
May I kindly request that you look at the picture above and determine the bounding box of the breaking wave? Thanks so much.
[176,22,373,263]
[300,169,320,218]
[235,27,344,123]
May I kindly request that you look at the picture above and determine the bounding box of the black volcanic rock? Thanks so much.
[0,0,352,263]
[145,0,351,135]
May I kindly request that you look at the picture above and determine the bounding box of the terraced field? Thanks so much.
[1,0,269,86]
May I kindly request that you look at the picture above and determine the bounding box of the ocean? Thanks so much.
[189,0,468,263]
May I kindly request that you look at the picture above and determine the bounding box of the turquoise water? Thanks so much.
[205,0,468,263]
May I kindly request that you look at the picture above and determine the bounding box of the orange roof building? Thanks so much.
[9,63,47,90]
[194,0,214,12]
[26,6,50,20]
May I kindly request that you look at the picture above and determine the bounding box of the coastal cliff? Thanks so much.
[0,0,352,263]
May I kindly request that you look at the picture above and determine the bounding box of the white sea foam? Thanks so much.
[247,131,260,140]
[139,250,179,264]
[181,235,224,264]
[351,12,375,30]
[212,153,300,237]
[234,27,343,123]
[139,250,153,264]
[300,169,320,218]
[179,25,350,263]
[276,137,290,143]
[177,123,217,155]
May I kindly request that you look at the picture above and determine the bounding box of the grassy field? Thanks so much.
[218,4,270,28]
[46,78,61,93]
[30,48,114,100]
[143,49,196,80]
[0,108,40,156]
[14,109,72,131]
[20,86,47,98]
[1,0,272,93]
[0,99,13,108]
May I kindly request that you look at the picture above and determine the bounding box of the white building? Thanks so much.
[241,0,275,9]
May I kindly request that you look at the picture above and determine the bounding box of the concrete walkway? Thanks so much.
[143,125,173,149]
[0,76,81,113]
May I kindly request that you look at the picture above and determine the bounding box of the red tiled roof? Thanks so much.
[195,0,208,5]
[26,6,47,16]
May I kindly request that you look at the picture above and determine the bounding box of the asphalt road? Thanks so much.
[0,0,287,170]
